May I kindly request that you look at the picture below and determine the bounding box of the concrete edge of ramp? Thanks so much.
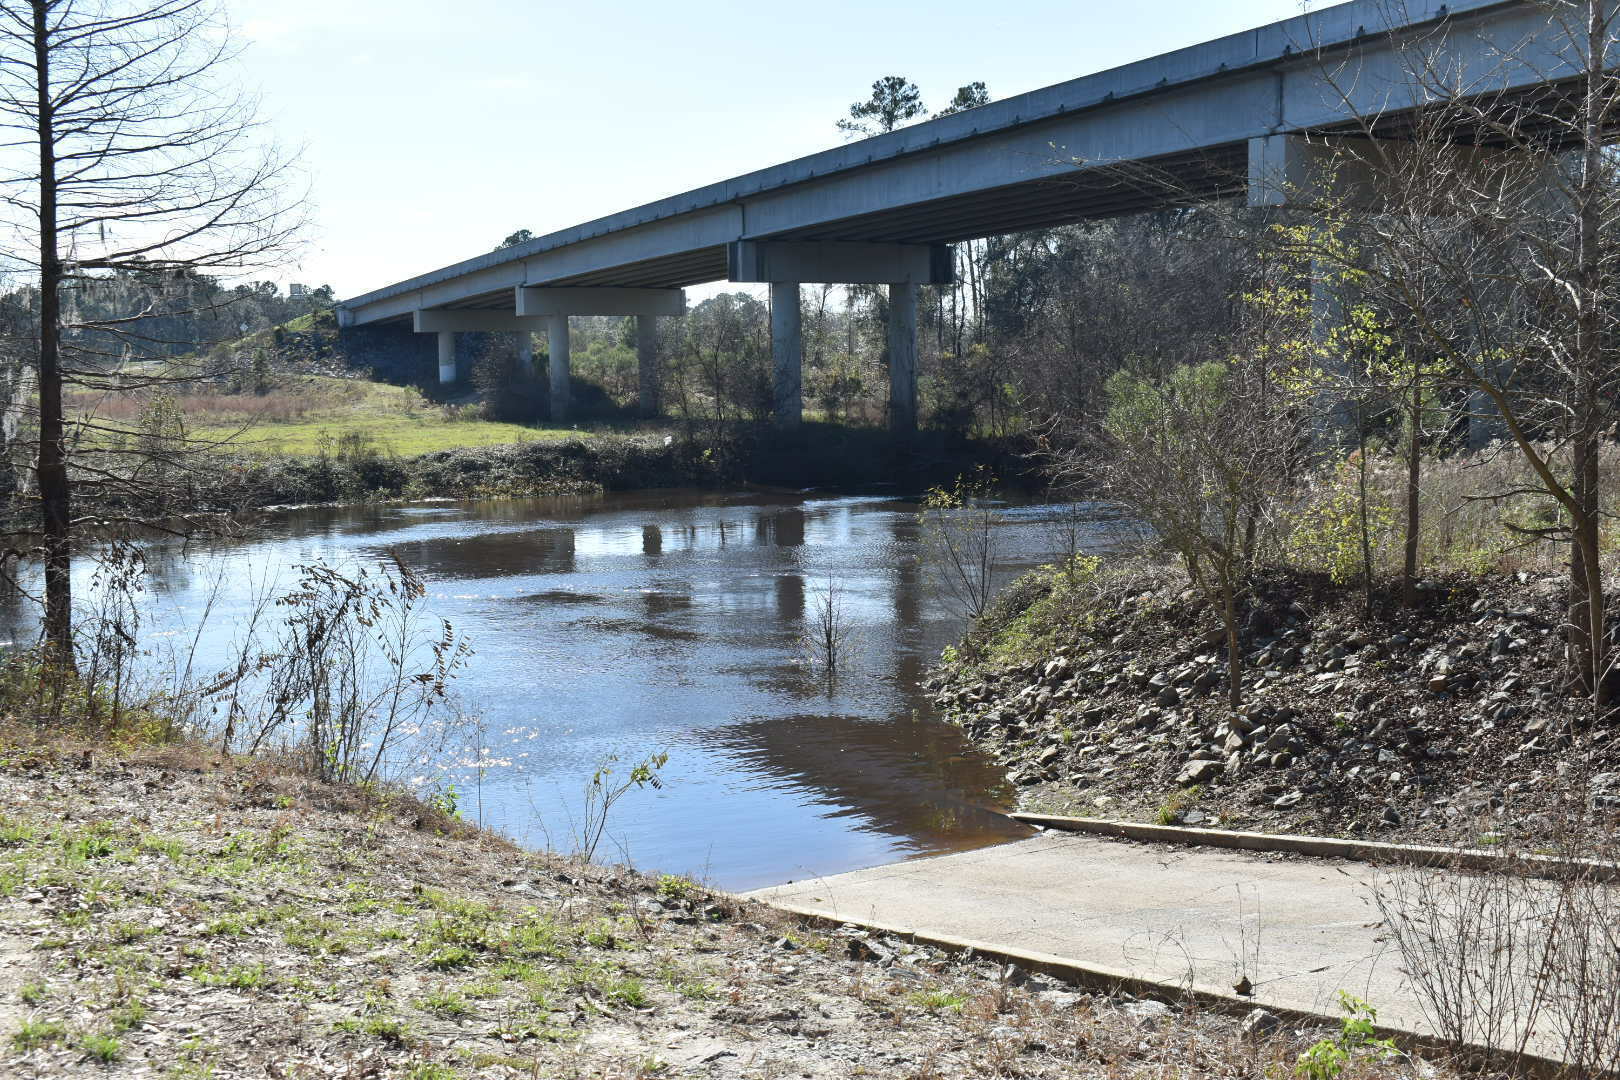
[1011,813,1620,884]
[757,898,1576,1080]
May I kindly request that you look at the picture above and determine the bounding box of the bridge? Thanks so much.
[336,0,1597,429]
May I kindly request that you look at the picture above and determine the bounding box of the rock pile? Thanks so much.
[928,567,1620,844]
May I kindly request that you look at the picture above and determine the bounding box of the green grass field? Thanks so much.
[173,376,586,456]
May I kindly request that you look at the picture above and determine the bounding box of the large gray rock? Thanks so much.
[1177,758,1222,786]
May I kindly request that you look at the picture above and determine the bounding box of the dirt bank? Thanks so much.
[0,737,1438,1079]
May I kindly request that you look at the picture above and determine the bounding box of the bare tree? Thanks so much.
[0,0,304,666]
[1290,0,1620,709]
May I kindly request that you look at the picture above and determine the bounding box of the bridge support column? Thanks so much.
[887,282,918,433]
[437,331,457,384]
[516,330,535,376]
[730,242,952,431]
[637,315,660,418]
[770,282,802,428]
[548,315,571,423]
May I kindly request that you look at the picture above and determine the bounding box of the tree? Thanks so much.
[837,75,924,138]
[0,0,303,667]
[670,293,772,424]
[1088,265,1305,711]
[1295,0,1620,709]
[498,229,535,249]
[934,81,989,117]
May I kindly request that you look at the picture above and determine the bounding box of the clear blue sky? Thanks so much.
[228,0,1328,298]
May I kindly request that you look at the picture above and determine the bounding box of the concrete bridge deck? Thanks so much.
[337,0,1611,428]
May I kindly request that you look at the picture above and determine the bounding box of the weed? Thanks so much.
[12,1018,67,1050]
[18,980,46,1005]
[63,823,120,861]
[407,1065,459,1080]
[79,1030,122,1063]
[0,820,37,847]
[424,946,475,971]
[138,835,185,860]
[675,980,718,1001]
[109,1000,148,1032]
[419,987,470,1018]
[596,974,648,1008]
[190,962,269,990]
[1155,784,1202,826]
[336,1015,412,1045]
[655,874,696,902]
[907,989,969,1012]
[1295,993,1398,1079]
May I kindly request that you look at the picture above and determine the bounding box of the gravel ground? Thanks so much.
[0,738,1443,1079]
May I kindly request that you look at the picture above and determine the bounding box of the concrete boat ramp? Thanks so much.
[748,829,1427,1037]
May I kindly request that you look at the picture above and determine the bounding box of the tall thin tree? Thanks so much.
[0,0,302,667]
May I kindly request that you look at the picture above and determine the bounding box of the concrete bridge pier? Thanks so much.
[1247,133,1557,448]
[730,241,952,429]
[436,331,457,384]
[547,315,572,423]
[413,293,685,419]
[887,282,919,433]
[770,282,803,428]
[514,287,687,425]
[637,315,661,417]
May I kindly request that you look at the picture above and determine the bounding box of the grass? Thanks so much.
[186,377,581,456]
[79,1031,122,1063]
[12,1018,67,1051]
[907,989,969,1013]
[71,375,587,458]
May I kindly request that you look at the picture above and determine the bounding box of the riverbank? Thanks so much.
[173,423,1035,513]
[927,558,1620,852]
[0,731,1446,1078]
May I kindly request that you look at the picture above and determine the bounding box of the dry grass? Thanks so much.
[64,375,583,456]
[1284,440,1620,582]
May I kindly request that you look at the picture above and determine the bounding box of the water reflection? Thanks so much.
[700,714,1019,859]
[0,490,1115,889]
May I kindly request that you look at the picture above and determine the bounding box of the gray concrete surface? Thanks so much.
[748,832,1418,1028]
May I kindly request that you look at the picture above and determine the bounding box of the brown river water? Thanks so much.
[7,490,1116,891]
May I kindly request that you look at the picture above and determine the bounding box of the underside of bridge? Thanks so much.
[336,0,1606,430]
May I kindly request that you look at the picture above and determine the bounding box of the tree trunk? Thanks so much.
[32,3,72,673]
[1356,412,1374,615]
[1403,380,1421,608]
[1223,569,1242,712]
[1568,0,1609,711]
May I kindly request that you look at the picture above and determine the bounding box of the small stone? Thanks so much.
[1241,1008,1283,1040]
[847,937,894,964]
[1272,792,1302,809]
[1123,999,1173,1023]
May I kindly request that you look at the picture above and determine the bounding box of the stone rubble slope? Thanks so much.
[929,564,1620,846]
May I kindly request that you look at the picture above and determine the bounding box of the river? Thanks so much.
[5,490,1113,891]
